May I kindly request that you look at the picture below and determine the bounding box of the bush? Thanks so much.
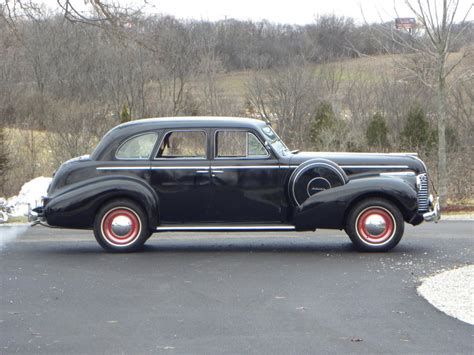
[120,104,131,123]
[310,101,336,147]
[366,112,389,149]
[310,101,355,151]
[401,104,436,153]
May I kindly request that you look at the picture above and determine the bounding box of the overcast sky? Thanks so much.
[41,0,473,25]
[153,0,412,24]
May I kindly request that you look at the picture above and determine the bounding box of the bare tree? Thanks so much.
[44,100,111,165]
[246,61,320,148]
[148,18,201,116]
[373,0,472,207]
[1,0,145,30]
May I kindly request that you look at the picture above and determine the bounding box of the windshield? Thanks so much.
[261,125,290,156]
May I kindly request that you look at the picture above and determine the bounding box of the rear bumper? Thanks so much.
[27,204,52,227]
[423,195,440,222]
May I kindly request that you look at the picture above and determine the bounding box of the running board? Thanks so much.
[156,225,296,232]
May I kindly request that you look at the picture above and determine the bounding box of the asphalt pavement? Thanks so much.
[1,221,473,354]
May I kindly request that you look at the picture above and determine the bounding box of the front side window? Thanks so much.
[157,131,206,158]
[116,133,158,159]
[216,131,268,158]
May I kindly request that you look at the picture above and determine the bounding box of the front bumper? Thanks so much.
[423,195,440,222]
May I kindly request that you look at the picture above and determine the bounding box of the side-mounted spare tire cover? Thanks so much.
[289,158,348,206]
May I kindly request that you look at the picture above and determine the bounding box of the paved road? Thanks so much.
[1,221,473,354]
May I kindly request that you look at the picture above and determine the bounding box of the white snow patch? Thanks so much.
[4,176,52,217]
[418,265,474,325]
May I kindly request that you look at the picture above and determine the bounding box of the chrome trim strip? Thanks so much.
[97,165,288,170]
[380,171,416,176]
[97,166,150,170]
[211,165,282,169]
[98,165,412,171]
[340,165,410,169]
[297,152,419,156]
[154,158,207,161]
[286,164,412,170]
[156,225,295,231]
[151,166,210,170]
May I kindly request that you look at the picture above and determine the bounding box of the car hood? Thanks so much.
[288,151,426,175]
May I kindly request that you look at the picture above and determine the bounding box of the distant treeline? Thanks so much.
[0,14,472,199]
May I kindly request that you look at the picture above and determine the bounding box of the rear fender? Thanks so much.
[293,177,418,231]
[44,176,159,229]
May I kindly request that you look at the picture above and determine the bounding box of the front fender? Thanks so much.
[293,177,418,231]
[44,176,159,229]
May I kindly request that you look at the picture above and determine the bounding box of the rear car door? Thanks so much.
[150,129,212,224]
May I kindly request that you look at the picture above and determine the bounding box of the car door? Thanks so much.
[150,129,212,224]
[210,129,288,223]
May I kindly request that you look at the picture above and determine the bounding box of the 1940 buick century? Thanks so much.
[29,117,440,252]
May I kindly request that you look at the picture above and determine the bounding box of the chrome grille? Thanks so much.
[417,173,429,212]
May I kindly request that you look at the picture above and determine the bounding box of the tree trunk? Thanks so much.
[437,73,447,208]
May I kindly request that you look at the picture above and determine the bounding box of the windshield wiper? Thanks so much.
[290,150,300,154]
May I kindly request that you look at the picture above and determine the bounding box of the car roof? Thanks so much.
[117,116,268,130]
[91,116,270,160]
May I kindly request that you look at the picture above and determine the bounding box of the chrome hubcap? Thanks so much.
[111,215,133,236]
[364,214,386,236]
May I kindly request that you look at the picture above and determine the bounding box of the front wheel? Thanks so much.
[345,198,404,252]
[94,199,151,252]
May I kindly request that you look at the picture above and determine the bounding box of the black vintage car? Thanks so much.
[30,117,440,252]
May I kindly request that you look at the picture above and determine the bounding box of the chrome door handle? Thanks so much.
[211,170,224,174]
[195,170,209,174]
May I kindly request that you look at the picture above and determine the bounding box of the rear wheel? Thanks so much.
[94,199,151,252]
[345,198,404,252]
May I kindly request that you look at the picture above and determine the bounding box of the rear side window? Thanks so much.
[116,133,158,159]
[156,131,206,159]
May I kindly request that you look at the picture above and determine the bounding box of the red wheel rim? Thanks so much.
[356,207,395,245]
[101,208,141,246]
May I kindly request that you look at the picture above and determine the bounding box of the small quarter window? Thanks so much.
[216,131,268,158]
[157,131,206,158]
[247,133,268,156]
[116,133,157,160]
